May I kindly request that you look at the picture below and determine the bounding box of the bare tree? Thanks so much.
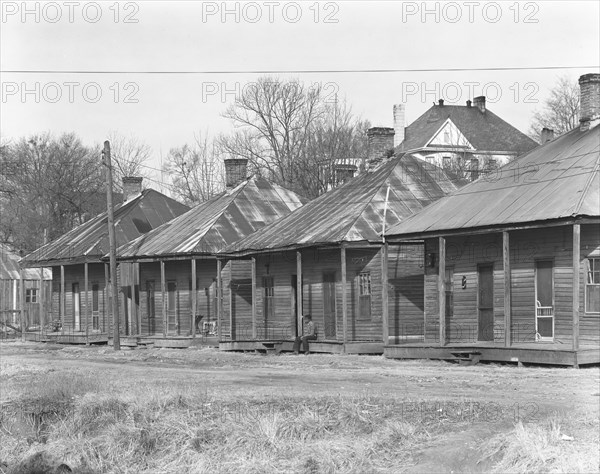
[529,76,580,138]
[106,131,152,189]
[163,132,224,205]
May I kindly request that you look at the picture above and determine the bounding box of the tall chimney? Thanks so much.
[393,104,405,147]
[367,127,395,168]
[540,128,554,144]
[579,73,600,131]
[224,158,248,188]
[473,96,486,113]
[122,176,143,202]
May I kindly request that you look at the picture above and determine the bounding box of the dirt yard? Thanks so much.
[1,341,599,473]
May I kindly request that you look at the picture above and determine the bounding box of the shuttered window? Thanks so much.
[585,258,600,314]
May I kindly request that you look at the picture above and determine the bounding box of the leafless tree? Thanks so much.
[529,76,580,139]
[106,131,152,189]
[163,132,224,205]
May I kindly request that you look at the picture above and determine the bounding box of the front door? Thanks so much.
[291,275,298,338]
[262,276,274,339]
[72,283,81,331]
[477,265,494,341]
[535,260,554,340]
[323,272,336,339]
[167,281,178,335]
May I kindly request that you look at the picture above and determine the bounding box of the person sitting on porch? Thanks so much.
[293,314,317,355]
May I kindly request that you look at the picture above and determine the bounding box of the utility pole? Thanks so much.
[102,141,120,350]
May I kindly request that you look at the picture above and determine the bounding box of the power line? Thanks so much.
[2,65,598,75]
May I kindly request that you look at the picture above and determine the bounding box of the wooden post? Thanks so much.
[216,259,222,340]
[19,268,25,340]
[438,237,446,346]
[296,250,303,338]
[84,262,89,342]
[573,224,580,354]
[130,264,136,335]
[191,259,197,337]
[39,267,45,331]
[341,244,348,350]
[161,260,167,338]
[60,265,65,335]
[381,243,389,347]
[503,232,511,347]
[103,141,120,350]
[135,263,141,336]
[104,263,109,334]
[251,257,257,339]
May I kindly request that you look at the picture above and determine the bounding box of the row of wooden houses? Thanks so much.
[19,73,600,365]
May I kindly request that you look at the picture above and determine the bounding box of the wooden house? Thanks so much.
[19,178,189,343]
[383,74,600,367]
[1,244,52,335]
[113,158,305,347]
[219,131,467,354]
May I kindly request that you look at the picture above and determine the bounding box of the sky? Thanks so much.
[1,0,599,190]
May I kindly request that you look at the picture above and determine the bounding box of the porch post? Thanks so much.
[191,259,197,337]
[161,260,166,338]
[84,262,89,341]
[130,264,136,335]
[438,237,446,346]
[60,265,65,335]
[341,244,348,350]
[19,268,25,340]
[296,250,303,338]
[104,263,110,334]
[39,267,45,331]
[381,242,389,347]
[572,224,580,354]
[216,259,222,340]
[503,231,511,347]
[251,257,257,339]
[135,263,141,336]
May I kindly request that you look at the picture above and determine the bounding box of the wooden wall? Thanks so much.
[0,278,52,328]
[423,224,600,346]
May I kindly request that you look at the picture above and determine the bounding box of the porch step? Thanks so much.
[450,350,482,365]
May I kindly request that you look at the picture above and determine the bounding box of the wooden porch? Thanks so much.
[219,339,383,354]
[384,341,600,367]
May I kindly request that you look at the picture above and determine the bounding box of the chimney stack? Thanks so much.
[473,96,486,113]
[393,104,405,147]
[540,128,554,144]
[224,158,248,188]
[466,100,472,107]
[367,127,395,168]
[579,73,600,131]
[438,99,444,106]
[122,176,143,202]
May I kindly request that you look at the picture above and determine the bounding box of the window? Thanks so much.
[358,272,372,319]
[585,258,600,314]
[442,156,451,169]
[25,288,38,303]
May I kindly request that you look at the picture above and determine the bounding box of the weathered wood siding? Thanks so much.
[423,224,600,346]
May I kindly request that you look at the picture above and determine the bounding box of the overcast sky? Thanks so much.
[2,0,599,188]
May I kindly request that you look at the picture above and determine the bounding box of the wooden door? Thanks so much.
[146,281,156,334]
[262,276,274,339]
[91,283,100,330]
[535,260,554,340]
[477,265,494,341]
[72,283,81,331]
[323,272,336,339]
[166,281,179,335]
[291,275,298,338]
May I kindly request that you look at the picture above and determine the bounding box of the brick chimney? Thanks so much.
[334,162,357,186]
[393,104,405,147]
[540,128,554,144]
[367,127,395,168]
[224,158,248,188]
[466,100,472,108]
[579,73,600,131]
[122,176,143,202]
[473,96,486,113]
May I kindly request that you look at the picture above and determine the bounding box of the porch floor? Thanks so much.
[219,339,384,355]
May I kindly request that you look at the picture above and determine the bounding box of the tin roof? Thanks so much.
[221,154,467,255]
[21,190,190,267]
[386,125,600,239]
[1,244,52,279]
[399,103,538,155]
[115,177,306,260]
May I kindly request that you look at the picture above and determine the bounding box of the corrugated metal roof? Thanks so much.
[398,103,538,154]
[386,125,600,238]
[115,177,306,260]
[21,190,190,266]
[1,244,51,279]
[221,154,467,255]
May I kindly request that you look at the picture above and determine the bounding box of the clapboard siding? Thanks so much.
[423,224,600,347]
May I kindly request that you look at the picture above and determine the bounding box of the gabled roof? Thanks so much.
[21,190,190,267]
[1,244,51,280]
[386,125,600,239]
[221,154,467,255]
[115,177,306,260]
[399,103,538,155]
